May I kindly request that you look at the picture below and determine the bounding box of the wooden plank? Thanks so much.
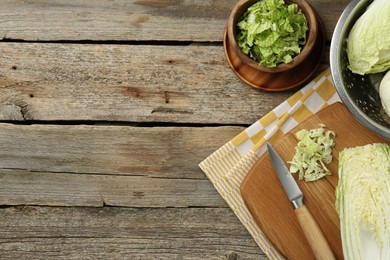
[0,123,244,178]
[311,0,350,40]
[0,206,266,259]
[1,42,307,124]
[0,0,348,42]
[0,170,227,207]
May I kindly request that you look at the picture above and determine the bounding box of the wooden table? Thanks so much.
[0,1,349,258]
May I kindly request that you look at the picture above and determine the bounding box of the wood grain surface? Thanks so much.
[0,42,291,124]
[0,0,348,41]
[0,206,265,259]
[241,103,390,260]
[0,0,352,258]
[0,124,243,207]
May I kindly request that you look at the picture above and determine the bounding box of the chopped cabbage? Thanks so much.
[336,143,390,260]
[236,0,308,68]
[347,0,390,75]
[288,125,335,181]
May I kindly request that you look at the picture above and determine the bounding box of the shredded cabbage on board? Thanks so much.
[288,125,336,181]
[236,0,308,67]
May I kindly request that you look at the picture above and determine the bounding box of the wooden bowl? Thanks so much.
[227,0,319,74]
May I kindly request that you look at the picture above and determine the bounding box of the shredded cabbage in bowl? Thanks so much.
[236,0,308,68]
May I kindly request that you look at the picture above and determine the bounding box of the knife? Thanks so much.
[267,143,335,260]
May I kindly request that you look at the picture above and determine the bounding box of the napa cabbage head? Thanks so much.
[379,70,390,117]
[347,0,390,75]
[336,143,390,260]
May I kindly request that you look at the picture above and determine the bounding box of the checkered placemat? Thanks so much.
[199,69,340,259]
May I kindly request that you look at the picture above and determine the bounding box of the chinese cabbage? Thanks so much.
[379,70,390,117]
[347,0,390,75]
[336,143,390,259]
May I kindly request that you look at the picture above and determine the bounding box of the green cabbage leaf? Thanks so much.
[347,0,390,75]
[236,0,308,68]
[336,143,390,260]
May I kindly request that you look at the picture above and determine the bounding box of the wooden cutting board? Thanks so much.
[240,102,390,260]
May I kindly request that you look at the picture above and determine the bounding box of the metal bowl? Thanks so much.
[330,0,390,140]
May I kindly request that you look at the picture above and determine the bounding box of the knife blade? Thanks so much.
[267,143,335,260]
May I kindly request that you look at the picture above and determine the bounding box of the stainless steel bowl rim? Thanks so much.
[330,0,390,140]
